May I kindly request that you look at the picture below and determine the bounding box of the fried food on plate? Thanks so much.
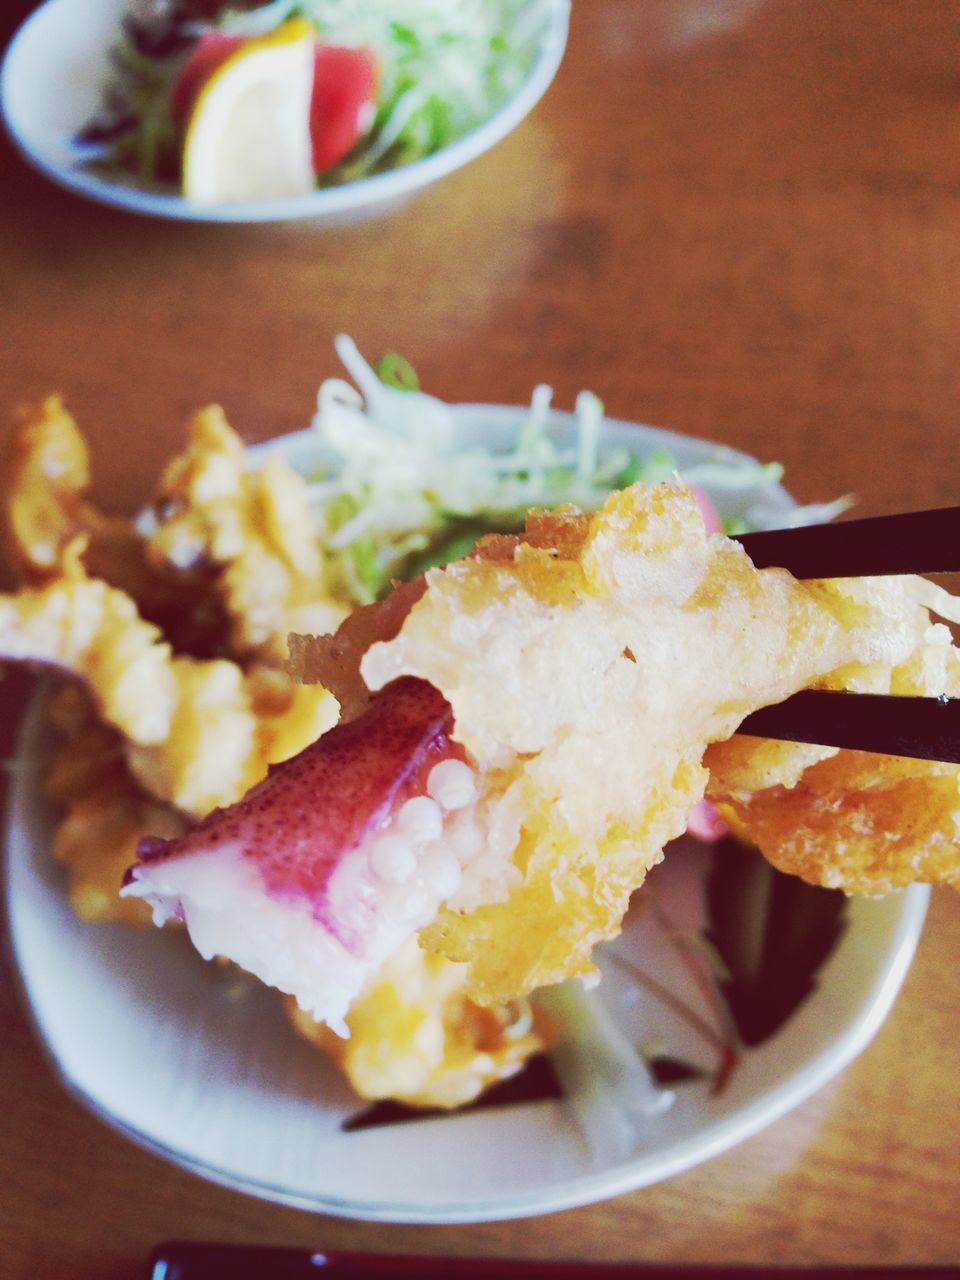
[2,396,90,577]
[3,394,346,661]
[0,540,178,746]
[9,380,959,1104]
[144,404,346,663]
[0,545,337,817]
[707,575,960,894]
[123,481,959,1035]
[1,395,343,819]
[43,685,188,926]
[286,935,552,1109]
[1,390,546,1101]
[0,396,336,930]
[2,395,228,654]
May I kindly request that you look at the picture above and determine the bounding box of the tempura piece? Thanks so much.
[286,935,551,1108]
[0,540,178,746]
[127,482,915,1029]
[125,676,474,1032]
[707,575,960,894]
[360,489,920,1003]
[2,396,90,577]
[43,686,188,926]
[144,404,346,663]
[2,396,227,654]
[0,546,338,816]
[0,398,344,937]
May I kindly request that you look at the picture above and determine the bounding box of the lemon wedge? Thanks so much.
[182,18,316,206]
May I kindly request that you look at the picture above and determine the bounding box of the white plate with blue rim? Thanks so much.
[3,407,929,1221]
[0,0,570,223]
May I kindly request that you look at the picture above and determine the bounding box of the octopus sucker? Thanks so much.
[123,675,492,1033]
[124,480,960,1032]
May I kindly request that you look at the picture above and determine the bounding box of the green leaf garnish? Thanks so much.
[375,352,420,392]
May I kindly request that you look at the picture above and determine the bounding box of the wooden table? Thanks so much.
[3,1,960,1275]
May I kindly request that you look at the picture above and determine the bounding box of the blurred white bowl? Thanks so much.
[2,408,929,1222]
[0,0,570,223]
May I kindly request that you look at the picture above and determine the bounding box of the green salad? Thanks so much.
[80,0,560,188]
[301,334,850,605]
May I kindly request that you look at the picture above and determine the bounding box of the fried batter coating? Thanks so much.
[2,396,230,655]
[145,405,346,663]
[706,575,960,894]
[2,396,90,577]
[126,663,337,816]
[285,935,551,1108]
[0,549,338,816]
[1,398,342,937]
[44,687,188,925]
[287,576,427,719]
[359,484,876,1005]
[0,541,178,745]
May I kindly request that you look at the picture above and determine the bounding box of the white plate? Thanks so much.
[0,0,569,223]
[3,409,929,1222]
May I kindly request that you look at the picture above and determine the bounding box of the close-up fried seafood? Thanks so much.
[142,403,347,663]
[123,482,960,1038]
[0,386,552,1106]
[5,372,960,1119]
[0,395,338,916]
[286,935,552,1109]
[706,577,960,895]
[7,0,960,1253]
[42,683,188,927]
[0,542,338,817]
[2,395,229,654]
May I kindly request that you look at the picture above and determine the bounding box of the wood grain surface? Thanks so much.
[2,2,960,1276]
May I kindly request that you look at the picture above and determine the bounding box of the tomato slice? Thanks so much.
[310,45,378,173]
[172,34,377,174]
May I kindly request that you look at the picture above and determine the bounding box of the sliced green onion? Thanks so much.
[375,352,420,392]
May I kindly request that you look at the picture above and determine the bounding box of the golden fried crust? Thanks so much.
[1,395,231,654]
[0,398,342,819]
[0,553,337,817]
[285,936,551,1109]
[8,394,563,1100]
[711,749,960,895]
[44,688,188,926]
[707,576,960,894]
[145,405,346,663]
[361,483,879,1004]
[2,396,91,577]
[286,575,427,720]
[0,549,178,745]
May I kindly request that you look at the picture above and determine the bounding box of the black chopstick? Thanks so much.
[737,690,960,763]
[733,504,960,578]
[730,507,960,761]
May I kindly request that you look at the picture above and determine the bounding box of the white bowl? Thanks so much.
[3,408,929,1222]
[0,0,570,223]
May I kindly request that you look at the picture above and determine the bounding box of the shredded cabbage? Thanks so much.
[303,335,852,604]
[536,981,675,1166]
